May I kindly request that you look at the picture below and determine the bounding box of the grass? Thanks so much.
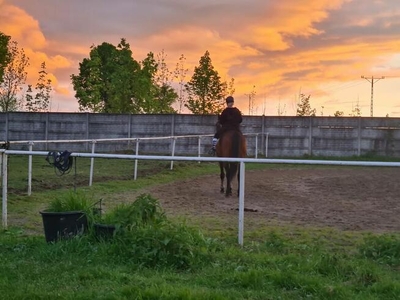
[1,154,400,299]
[1,227,400,299]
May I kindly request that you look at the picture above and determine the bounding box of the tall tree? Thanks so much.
[26,62,53,112]
[185,51,226,115]
[135,52,158,113]
[153,50,177,113]
[0,32,11,82]
[71,38,141,113]
[226,78,235,97]
[174,54,188,113]
[296,94,316,116]
[0,40,29,112]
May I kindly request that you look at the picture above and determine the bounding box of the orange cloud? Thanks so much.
[0,2,46,49]
[0,1,72,101]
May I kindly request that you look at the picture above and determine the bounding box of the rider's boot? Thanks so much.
[209,138,218,155]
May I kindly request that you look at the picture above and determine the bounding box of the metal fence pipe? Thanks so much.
[28,141,34,195]
[134,139,140,180]
[89,140,96,186]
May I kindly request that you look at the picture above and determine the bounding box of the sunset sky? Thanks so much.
[1,0,399,117]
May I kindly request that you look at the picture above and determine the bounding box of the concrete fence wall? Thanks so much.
[2,112,400,157]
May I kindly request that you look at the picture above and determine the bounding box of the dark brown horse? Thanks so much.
[216,128,247,197]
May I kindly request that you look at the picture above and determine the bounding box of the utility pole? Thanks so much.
[361,75,385,117]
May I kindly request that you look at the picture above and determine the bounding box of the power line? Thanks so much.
[306,81,365,96]
[361,75,385,117]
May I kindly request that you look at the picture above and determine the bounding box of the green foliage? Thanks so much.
[296,93,316,116]
[100,193,166,228]
[45,190,94,213]
[6,156,400,297]
[0,39,29,112]
[110,221,212,270]
[95,194,214,269]
[25,61,52,112]
[0,32,11,82]
[174,53,188,113]
[334,110,344,117]
[71,39,177,114]
[2,212,400,298]
[185,50,227,115]
[71,38,142,113]
[358,234,400,266]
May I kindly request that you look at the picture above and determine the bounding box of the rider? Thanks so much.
[211,96,243,153]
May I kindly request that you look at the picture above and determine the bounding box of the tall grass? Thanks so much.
[1,227,400,299]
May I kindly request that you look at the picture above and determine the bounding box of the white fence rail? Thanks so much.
[2,149,400,245]
[3,133,268,195]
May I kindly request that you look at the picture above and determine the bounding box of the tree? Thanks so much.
[185,51,226,115]
[226,78,235,97]
[350,101,361,117]
[71,38,142,113]
[246,85,256,115]
[174,54,188,113]
[0,32,11,82]
[26,62,53,112]
[296,94,316,116]
[153,50,177,113]
[0,40,29,112]
[334,111,344,117]
[277,100,286,116]
[71,39,176,114]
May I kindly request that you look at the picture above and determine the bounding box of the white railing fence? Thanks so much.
[2,149,400,246]
[2,133,268,195]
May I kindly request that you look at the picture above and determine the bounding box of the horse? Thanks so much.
[215,127,247,197]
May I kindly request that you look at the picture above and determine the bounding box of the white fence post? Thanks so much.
[255,134,259,158]
[265,133,269,157]
[28,141,34,195]
[1,151,8,229]
[238,161,245,246]
[89,140,96,186]
[134,139,140,180]
[170,137,177,170]
[198,136,201,163]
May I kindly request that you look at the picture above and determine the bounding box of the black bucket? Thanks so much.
[40,211,88,243]
[94,223,116,240]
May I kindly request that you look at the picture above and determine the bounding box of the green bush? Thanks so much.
[45,190,94,213]
[96,194,216,269]
[98,193,166,229]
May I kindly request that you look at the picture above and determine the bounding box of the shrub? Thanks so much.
[45,190,94,213]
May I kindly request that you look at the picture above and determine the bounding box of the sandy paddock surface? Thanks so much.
[136,167,400,233]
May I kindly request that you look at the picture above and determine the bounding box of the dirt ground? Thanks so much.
[141,167,400,233]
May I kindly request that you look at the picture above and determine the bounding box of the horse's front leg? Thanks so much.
[226,180,233,197]
[219,162,225,193]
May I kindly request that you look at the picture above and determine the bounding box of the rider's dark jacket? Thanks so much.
[214,107,242,139]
